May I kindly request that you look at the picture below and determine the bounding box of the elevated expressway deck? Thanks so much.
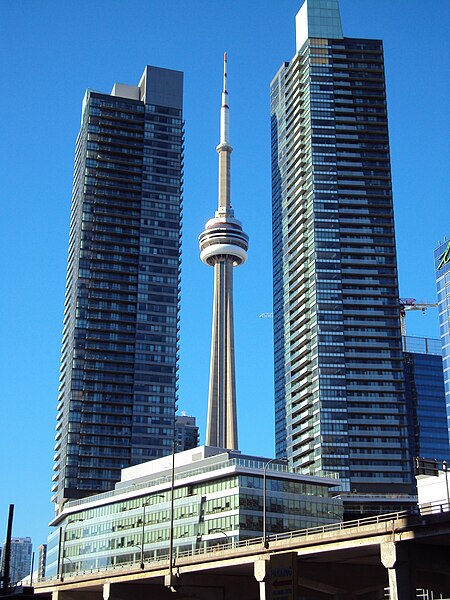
[35,505,450,600]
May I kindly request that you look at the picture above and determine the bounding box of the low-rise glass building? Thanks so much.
[45,446,342,578]
[403,335,450,464]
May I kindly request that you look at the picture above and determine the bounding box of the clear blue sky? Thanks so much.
[0,0,448,554]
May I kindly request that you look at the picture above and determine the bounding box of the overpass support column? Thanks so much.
[254,559,269,600]
[380,541,414,600]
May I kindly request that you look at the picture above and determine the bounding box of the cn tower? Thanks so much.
[199,54,249,450]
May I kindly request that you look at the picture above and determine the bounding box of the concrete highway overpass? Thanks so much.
[35,506,450,600]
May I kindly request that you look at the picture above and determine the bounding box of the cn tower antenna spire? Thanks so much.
[199,54,249,450]
[220,52,230,147]
[217,51,233,216]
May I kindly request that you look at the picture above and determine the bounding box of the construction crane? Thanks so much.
[399,298,438,337]
[260,300,438,338]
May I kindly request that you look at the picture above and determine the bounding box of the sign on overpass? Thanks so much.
[268,552,297,600]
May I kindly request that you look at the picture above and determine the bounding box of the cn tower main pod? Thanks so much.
[199,54,249,450]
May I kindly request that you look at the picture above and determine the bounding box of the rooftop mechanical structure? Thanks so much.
[199,54,249,450]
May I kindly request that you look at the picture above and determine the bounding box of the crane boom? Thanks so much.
[399,298,438,337]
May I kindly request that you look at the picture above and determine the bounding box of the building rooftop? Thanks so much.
[52,446,339,526]
[403,335,442,356]
[296,0,343,51]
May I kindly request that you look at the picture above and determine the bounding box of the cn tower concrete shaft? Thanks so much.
[199,54,248,450]
[207,259,237,449]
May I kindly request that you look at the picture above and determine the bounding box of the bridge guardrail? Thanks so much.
[39,502,449,583]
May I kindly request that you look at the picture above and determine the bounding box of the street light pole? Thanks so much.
[29,551,35,587]
[263,458,287,549]
[59,522,70,582]
[62,556,74,577]
[165,437,178,591]
[59,518,83,582]
[213,529,230,548]
[139,494,165,569]
[2,504,14,592]
[140,502,147,569]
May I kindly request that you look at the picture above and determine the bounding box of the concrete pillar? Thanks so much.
[380,541,414,600]
[206,258,238,450]
[254,559,269,600]
[103,582,110,600]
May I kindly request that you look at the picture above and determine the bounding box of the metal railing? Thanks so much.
[40,502,449,583]
[64,456,336,512]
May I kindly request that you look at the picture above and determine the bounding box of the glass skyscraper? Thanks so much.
[435,237,450,442]
[403,336,450,464]
[0,537,32,586]
[271,0,411,499]
[52,66,184,512]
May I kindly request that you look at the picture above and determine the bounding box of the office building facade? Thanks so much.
[435,238,450,441]
[271,0,411,497]
[403,336,450,464]
[45,446,341,579]
[53,66,184,511]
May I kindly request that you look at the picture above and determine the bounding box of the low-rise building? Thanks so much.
[45,446,342,578]
[416,458,450,512]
